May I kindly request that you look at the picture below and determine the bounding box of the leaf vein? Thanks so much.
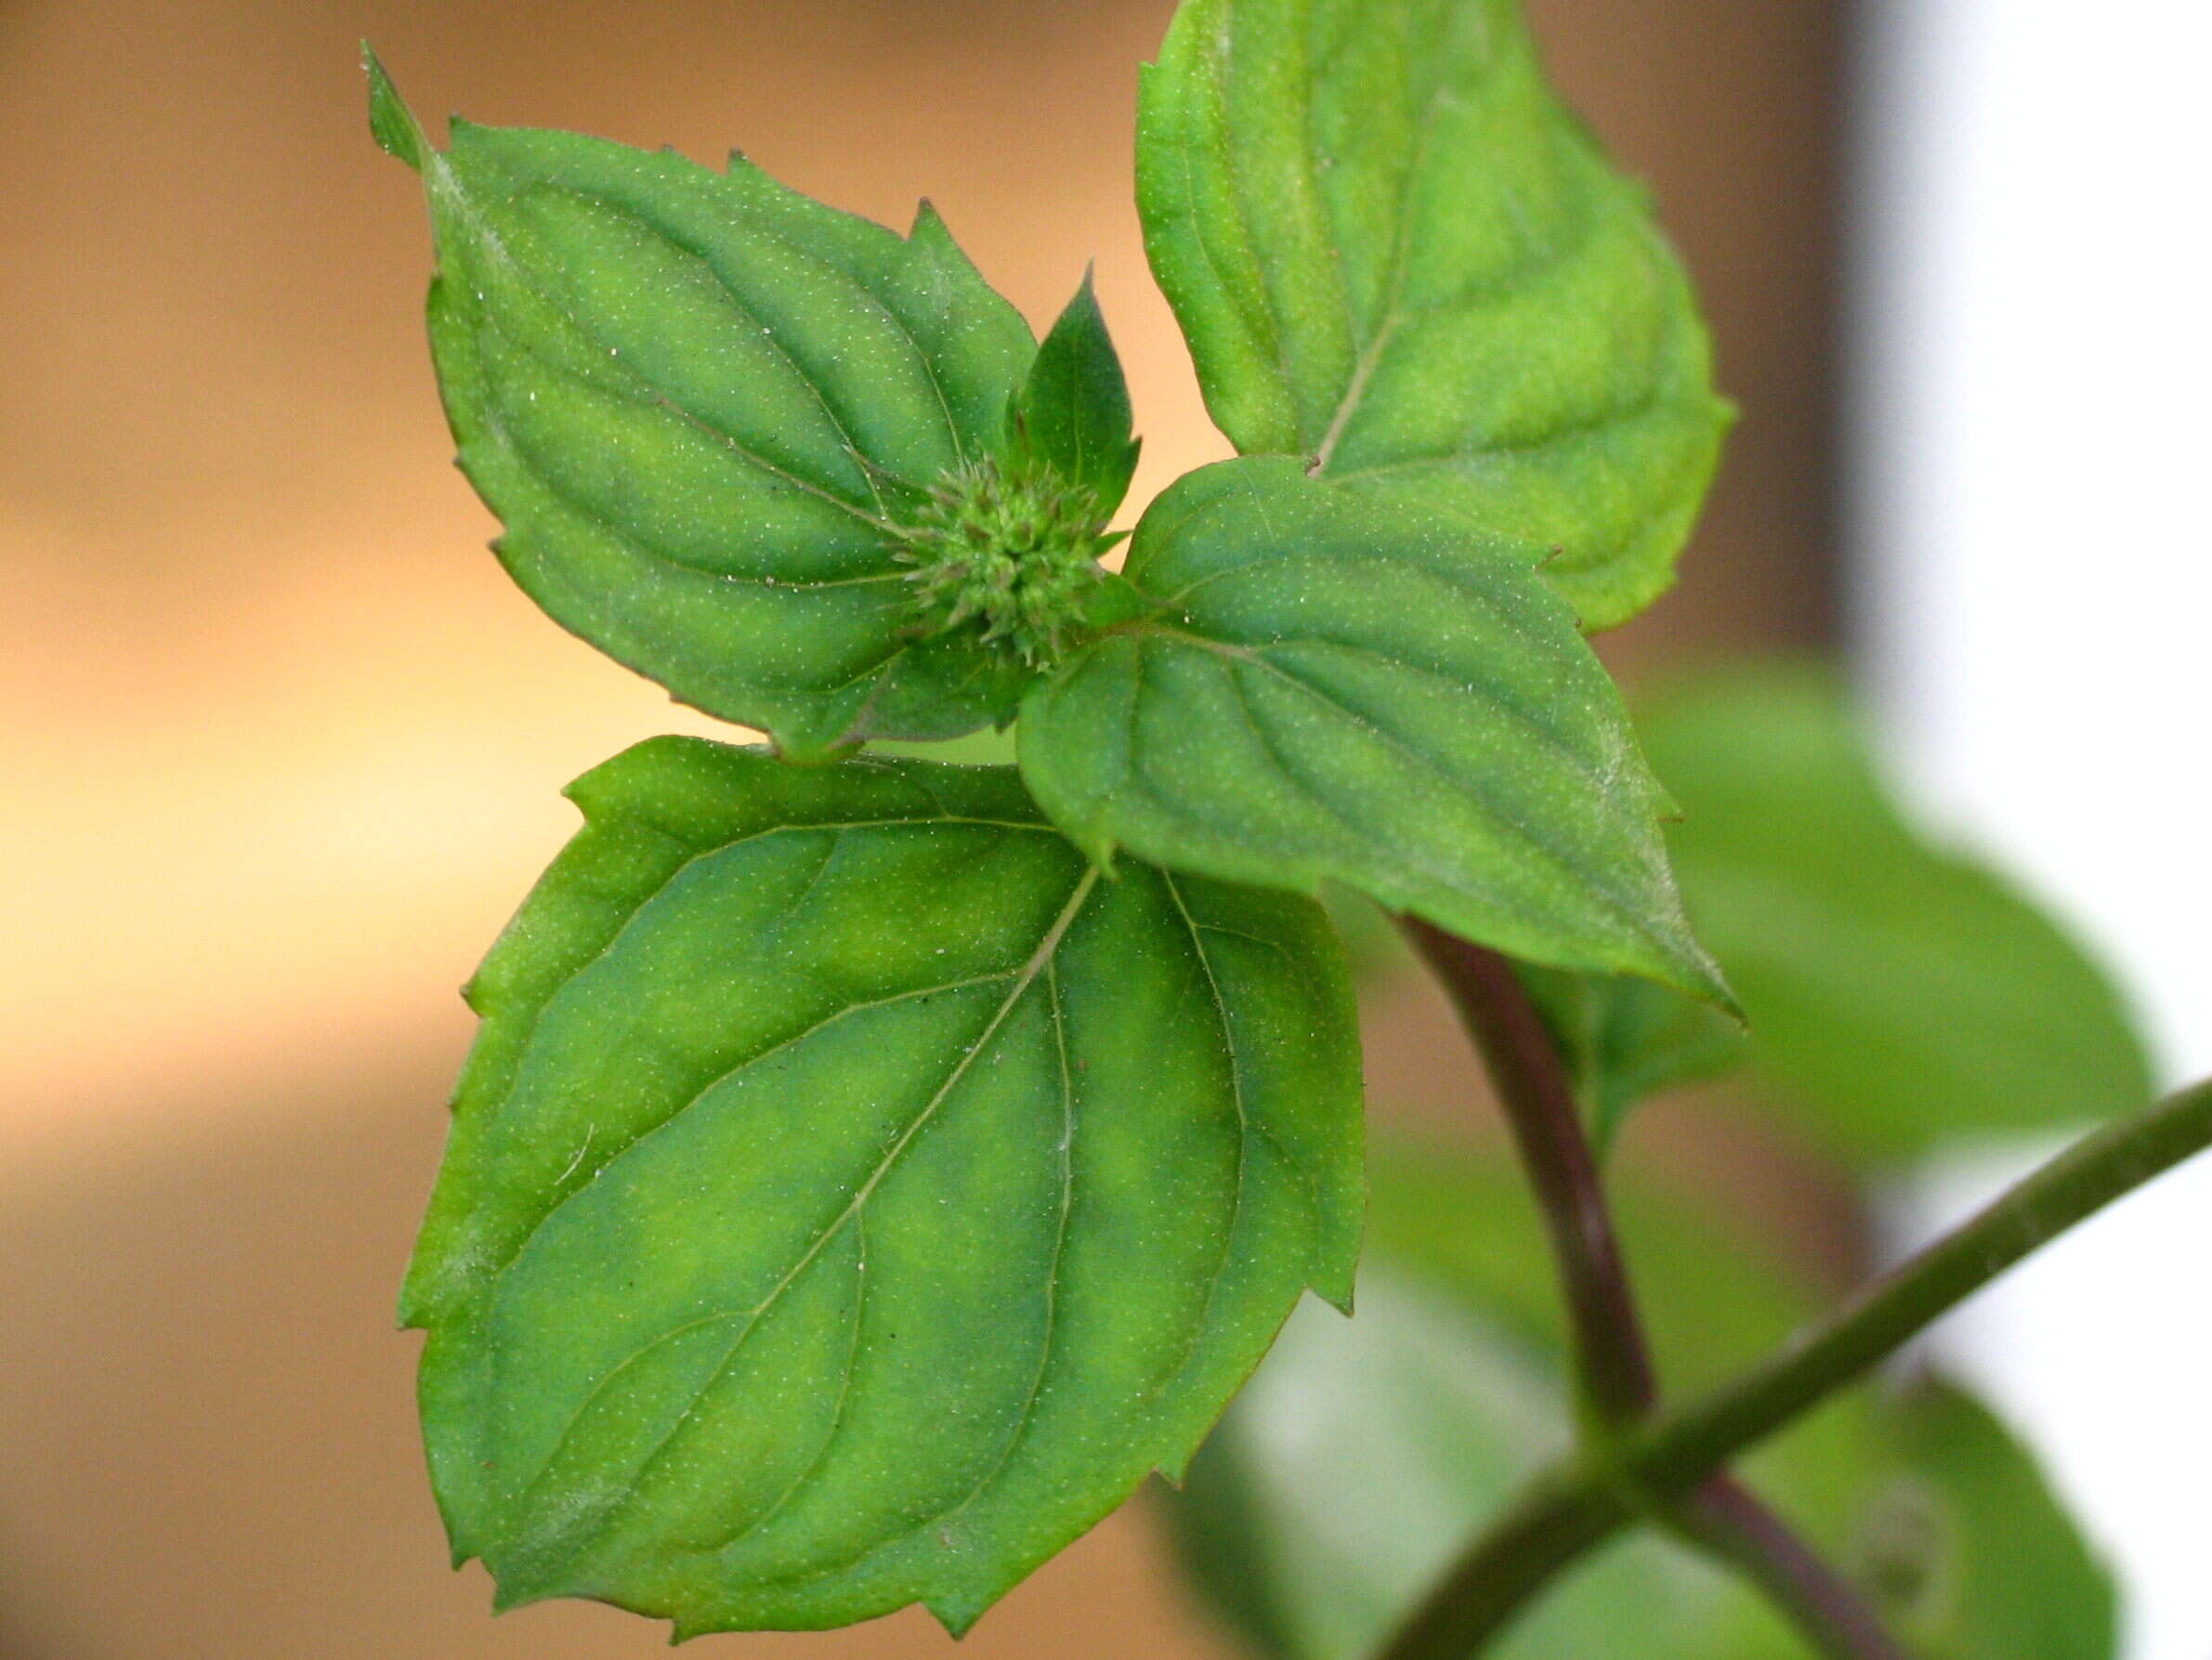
[514,867,1105,1549]
[439,179,898,530]
[541,181,901,516]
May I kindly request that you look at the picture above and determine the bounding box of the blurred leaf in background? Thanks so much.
[1163,1143,2117,1659]
[1643,666,2153,1161]
[1512,665,2153,1161]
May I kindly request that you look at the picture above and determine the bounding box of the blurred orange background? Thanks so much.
[0,2,1843,1654]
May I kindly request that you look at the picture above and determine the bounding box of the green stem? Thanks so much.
[1373,1075,2212,1660]
[1398,919,1656,1427]
[1674,1477,1907,1660]
[1643,1072,2212,1487]
[1375,1470,1635,1660]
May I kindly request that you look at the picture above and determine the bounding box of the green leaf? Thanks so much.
[1170,1269,1633,1660]
[1863,1380,2118,1660]
[375,64,1049,759]
[1643,665,2154,1161]
[1164,1144,2116,1660]
[1513,963,1746,1150]
[1167,1144,1841,1660]
[401,738,1362,1638]
[1018,458,1728,1003]
[363,46,427,171]
[1356,1144,1833,1398]
[1136,0,1730,631]
[1007,272,1142,520]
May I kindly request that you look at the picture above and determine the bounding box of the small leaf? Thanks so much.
[1643,665,2154,1161]
[1137,0,1730,630]
[1007,272,1141,519]
[1513,963,1746,1150]
[403,738,1361,1638]
[1018,458,1728,1002]
[1165,1144,2117,1660]
[363,46,426,171]
[374,65,1046,758]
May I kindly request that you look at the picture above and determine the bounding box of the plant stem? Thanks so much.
[1373,1470,1636,1660]
[1397,921,1904,1654]
[1399,919,1656,1427]
[1642,1071,2212,1488]
[1673,1477,1906,1660]
[1374,1073,2212,1660]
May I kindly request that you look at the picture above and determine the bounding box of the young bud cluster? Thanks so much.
[893,460,1111,669]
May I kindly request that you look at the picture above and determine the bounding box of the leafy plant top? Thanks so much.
[367,3,2199,1654]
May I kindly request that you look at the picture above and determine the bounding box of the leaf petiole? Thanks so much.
[1398,918,1657,1431]
[1404,917,1908,1655]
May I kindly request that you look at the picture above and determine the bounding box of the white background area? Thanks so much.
[1855,3,2212,1655]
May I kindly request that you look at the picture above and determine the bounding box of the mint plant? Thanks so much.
[371,5,2208,1655]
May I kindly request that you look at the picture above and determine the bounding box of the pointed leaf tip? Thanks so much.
[1007,272,1140,516]
[363,46,428,171]
[401,109,1041,752]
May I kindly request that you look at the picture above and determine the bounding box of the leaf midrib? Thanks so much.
[1309,0,1516,467]
[706,872,1302,1604]
[1102,625,1682,979]
[496,863,1105,1550]
[454,813,1055,1304]
[435,159,912,536]
[535,179,898,519]
[466,319,910,595]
